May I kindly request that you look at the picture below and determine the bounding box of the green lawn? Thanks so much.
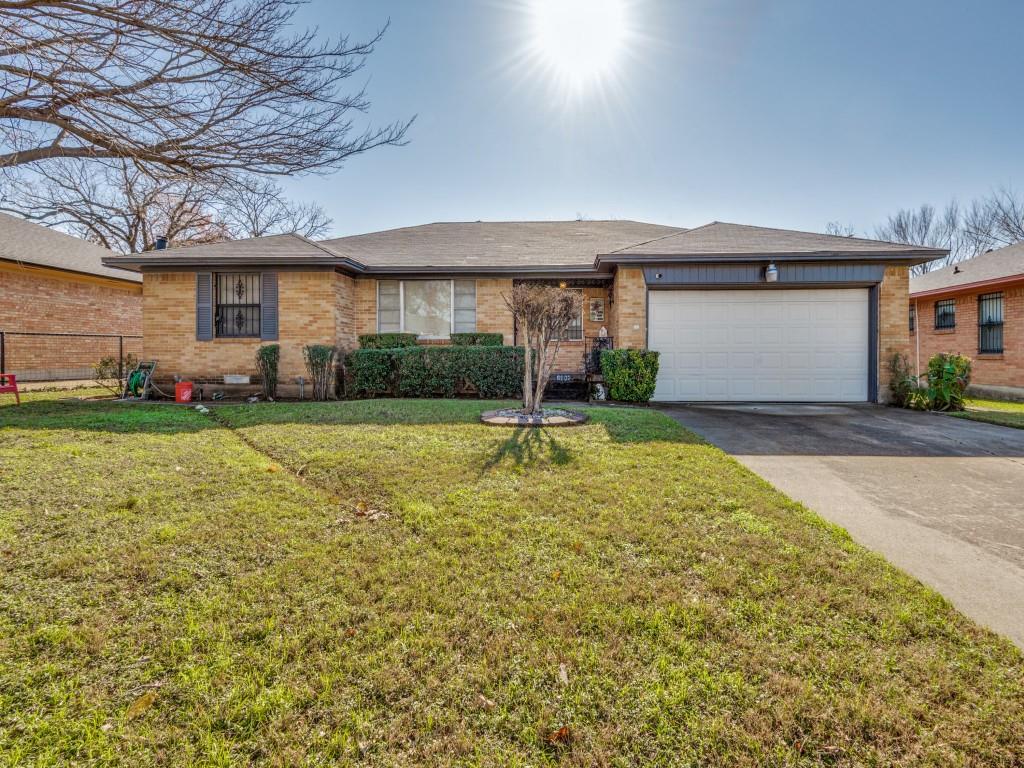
[951,397,1024,430]
[1,397,1023,766]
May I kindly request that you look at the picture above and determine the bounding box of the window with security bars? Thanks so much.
[215,273,261,337]
[909,304,915,332]
[978,292,1004,354]
[934,298,956,330]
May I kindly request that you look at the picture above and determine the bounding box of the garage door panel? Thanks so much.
[649,289,868,402]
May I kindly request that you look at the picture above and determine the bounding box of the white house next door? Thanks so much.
[648,288,869,402]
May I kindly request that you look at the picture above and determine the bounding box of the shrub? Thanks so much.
[450,332,504,346]
[887,353,930,410]
[255,344,280,399]
[344,345,523,399]
[303,344,337,401]
[926,352,972,411]
[358,333,419,349]
[93,353,139,394]
[600,349,660,403]
[345,349,395,397]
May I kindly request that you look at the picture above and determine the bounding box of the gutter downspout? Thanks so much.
[914,299,920,378]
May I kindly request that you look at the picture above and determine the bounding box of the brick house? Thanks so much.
[909,241,1024,389]
[0,212,142,380]
[104,221,942,402]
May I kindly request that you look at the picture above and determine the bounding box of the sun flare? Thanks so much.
[527,0,628,92]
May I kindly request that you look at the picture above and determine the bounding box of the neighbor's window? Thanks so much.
[377,279,476,338]
[215,272,261,338]
[909,304,915,332]
[978,292,1004,354]
[934,298,956,330]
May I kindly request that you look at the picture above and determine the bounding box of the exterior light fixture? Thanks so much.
[558,281,567,289]
[765,262,779,283]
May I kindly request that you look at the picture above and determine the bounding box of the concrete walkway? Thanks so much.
[660,403,1024,648]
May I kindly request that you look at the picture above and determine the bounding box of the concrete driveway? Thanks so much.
[660,403,1024,648]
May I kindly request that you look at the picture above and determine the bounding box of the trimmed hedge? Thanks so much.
[600,349,660,403]
[450,332,504,346]
[345,345,523,398]
[345,348,395,397]
[358,333,419,349]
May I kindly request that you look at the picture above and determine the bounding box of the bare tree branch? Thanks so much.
[0,159,332,252]
[0,0,412,175]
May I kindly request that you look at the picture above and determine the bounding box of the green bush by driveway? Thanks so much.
[1,397,1022,765]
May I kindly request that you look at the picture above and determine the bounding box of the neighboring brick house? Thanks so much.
[909,242,1024,388]
[0,212,142,381]
[104,221,942,402]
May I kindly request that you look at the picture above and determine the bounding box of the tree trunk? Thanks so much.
[533,333,561,414]
[521,321,534,414]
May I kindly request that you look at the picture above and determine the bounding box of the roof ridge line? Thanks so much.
[605,224,694,254]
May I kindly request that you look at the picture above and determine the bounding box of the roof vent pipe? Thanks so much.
[155,235,168,250]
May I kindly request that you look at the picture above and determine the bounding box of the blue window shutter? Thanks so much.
[196,273,213,341]
[261,272,279,340]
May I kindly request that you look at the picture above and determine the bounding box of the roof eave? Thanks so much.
[103,255,367,275]
[910,272,1024,299]
[595,249,946,269]
[3,255,142,283]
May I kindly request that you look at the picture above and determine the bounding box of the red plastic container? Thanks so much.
[175,381,193,403]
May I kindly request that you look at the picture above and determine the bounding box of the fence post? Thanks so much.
[0,331,5,374]
[118,336,124,381]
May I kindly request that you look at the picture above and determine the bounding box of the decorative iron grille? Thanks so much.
[978,292,1004,354]
[215,273,261,338]
[934,298,956,330]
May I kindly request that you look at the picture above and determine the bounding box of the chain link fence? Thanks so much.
[0,331,143,383]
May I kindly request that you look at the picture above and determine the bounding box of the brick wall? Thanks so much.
[613,267,646,349]
[910,284,1024,388]
[354,278,377,337]
[877,266,910,403]
[476,279,514,344]
[143,270,336,386]
[0,261,142,380]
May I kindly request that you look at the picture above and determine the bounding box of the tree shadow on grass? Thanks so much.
[482,427,575,471]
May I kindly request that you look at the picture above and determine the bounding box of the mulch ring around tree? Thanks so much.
[480,408,588,427]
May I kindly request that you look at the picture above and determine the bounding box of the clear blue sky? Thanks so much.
[281,0,1024,239]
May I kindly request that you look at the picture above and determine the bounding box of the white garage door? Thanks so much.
[648,288,869,402]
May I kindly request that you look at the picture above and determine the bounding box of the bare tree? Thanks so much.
[873,201,981,275]
[504,284,583,415]
[962,187,1024,250]
[0,160,331,252]
[0,0,411,175]
[0,161,225,252]
[215,176,332,239]
[824,221,856,237]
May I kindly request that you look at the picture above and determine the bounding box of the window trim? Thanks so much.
[978,292,1004,354]
[934,298,956,330]
[377,279,476,339]
[214,271,262,339]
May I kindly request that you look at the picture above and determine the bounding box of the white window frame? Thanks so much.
[377,279,476,339]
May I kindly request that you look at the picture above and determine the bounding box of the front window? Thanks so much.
[215,272,261,338]
[978,292,1004,354]
[561,301,583,341]
[934,299,956,330]
[377,279,476,338]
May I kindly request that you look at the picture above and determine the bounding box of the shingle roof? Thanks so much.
[320,220,686,268]
[910,241,1024,295]
[102,219,947,274]
[0,212,140,282]
[607,221,946,259]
